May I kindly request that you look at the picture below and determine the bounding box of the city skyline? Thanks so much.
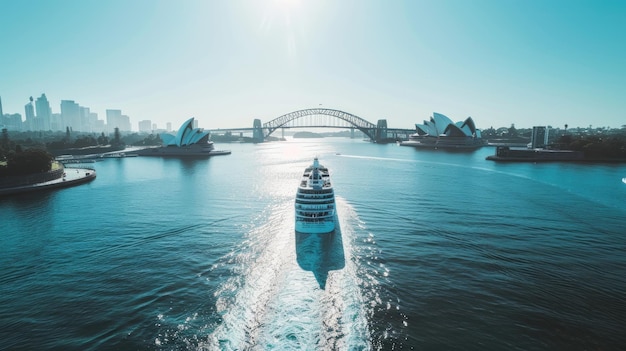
[0,93,140,133]
[1,0,625,130]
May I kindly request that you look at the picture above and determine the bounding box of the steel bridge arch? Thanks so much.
[263,108,377,140]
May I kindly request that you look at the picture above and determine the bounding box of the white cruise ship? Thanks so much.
[295,158,336,234]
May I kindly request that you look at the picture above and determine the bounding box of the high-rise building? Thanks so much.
[35,93,52,131]
[166,122,172,132]
[0,96,4,118]
[121,115,131,132]
[2,114,23,131]
[138,120,152,133]
[50,113,62,131]
[94,119,105,131]
[25,97,35,131]
[80,107,92,132]
[61,100,80,132]
[106,109,122,133]
[88,112,99,132]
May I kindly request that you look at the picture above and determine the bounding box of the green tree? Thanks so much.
[5,149,53,176]
[112,127,122,147]
[97,132,109,145]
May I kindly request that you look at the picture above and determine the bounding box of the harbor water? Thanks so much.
[1,139,625,350]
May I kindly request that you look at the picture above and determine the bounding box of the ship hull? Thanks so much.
[295,218,335,234]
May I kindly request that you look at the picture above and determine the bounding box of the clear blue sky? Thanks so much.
[1,0,624,131]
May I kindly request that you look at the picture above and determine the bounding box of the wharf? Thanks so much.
[0,167,96,197]
[486,146,584,162]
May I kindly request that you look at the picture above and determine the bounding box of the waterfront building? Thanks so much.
[531,126,549,149]
[137,117,230,157]
[161,118,209,146]
[401,112,483,149]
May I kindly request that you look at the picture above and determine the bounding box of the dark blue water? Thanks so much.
[2,139,626,350]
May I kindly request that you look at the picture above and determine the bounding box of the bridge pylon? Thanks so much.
[252,119,264,143]
[375,119,388,142]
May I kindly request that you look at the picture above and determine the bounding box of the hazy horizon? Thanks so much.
[1,0,624,130]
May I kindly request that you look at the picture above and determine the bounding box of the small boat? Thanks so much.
[295,157,336,234]
[622,178,626,184]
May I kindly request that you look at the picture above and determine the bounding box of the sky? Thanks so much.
[0,0,625,131]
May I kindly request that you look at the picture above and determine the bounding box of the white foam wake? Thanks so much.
[203,198,370,350]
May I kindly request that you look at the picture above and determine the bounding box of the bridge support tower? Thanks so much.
[375,119,388,143]
[253,119,264,143]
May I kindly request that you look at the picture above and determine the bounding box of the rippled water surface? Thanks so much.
[2,139,626,350]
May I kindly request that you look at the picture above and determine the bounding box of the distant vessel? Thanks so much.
[622,178,626,184]
[295,158,336,234]
[136,117,231,157]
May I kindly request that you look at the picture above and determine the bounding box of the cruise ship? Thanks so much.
[295,158,336,234]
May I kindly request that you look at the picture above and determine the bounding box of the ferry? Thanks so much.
[295,157,336,234]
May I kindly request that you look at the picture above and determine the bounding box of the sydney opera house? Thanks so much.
[401,112,484,149]
[137,117,230,157]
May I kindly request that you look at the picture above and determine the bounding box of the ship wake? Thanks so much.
[204,197,370,350]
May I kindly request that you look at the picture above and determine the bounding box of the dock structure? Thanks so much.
[0,163,96,196]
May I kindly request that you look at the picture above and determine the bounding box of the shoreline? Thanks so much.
[0,167,96,197]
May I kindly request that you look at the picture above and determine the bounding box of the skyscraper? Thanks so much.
[0,96,4,118]
[106,109,122,133]
[61,100,80,132]
[35,93,52,131]
[25,97,35,130]
[80,107,91,132]
[138,120,152,133]
[106,109,131,132]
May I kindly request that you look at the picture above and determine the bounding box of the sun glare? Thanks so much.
[257,0,307,62]
[272,0,301,10]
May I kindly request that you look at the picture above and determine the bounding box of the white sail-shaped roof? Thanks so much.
[412,113,481,139]
[160,117,210,146]
[432,113,454,135]
[424,120,438,135]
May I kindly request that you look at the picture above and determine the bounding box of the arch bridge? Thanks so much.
[253,108,399,142]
